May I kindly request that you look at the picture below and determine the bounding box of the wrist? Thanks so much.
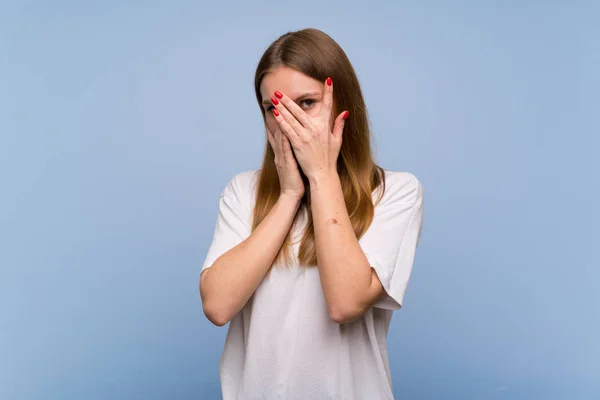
[308,169,340,190]
[278,192,303,207]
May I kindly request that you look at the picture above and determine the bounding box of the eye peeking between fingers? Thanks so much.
[265,99,316,113]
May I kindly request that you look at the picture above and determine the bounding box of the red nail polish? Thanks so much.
[274,91,283,99]
[326,77,332,86]
[271,97,279,105]
[343,110,349,120]
[272,108,280,116]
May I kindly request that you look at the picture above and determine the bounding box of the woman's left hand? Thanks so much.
[270,77,349,182]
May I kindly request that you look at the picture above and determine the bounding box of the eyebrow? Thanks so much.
[261,91,322,106]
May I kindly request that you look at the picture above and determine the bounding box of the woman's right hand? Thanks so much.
[267,124,305,201]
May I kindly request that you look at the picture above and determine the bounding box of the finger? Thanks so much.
[273,91,313,129]
[320,77,334,122]
[332,110,349,141]
[281,132,296,163]
[281,128,291,162]
[266,125,283,166]
[271,108,300,146]
[268,125,284,154]
[266,125,276,150]
[271,96,305,139]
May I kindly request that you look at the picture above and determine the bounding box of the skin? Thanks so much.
[265,67,386,323]
[200,66,385,326]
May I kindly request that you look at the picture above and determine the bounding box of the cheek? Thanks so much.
[266,115,278,134]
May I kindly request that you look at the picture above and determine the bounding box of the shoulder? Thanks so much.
[378,170,424,208]
[221,169,260,205]
[223,169,259,194]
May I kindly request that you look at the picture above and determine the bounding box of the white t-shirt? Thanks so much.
[201,169,424,400]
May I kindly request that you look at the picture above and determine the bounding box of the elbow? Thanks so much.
[206,313,230,327]
[202,302,232,327]
[329,269,387,323]
[199,270,227,326]
[328,302,366,324]
[199,277,232,327]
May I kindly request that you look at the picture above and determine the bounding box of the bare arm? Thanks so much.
[267,80,422,324]
[267,83,384,324]
[200,193,301,326]
[310,172,385,324]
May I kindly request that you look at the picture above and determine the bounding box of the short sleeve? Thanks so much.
[358,173,424,311]
[201,173,254,273]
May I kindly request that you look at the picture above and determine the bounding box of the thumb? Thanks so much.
[332,110,349,140]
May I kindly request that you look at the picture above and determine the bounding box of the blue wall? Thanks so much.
[1,1,598,398]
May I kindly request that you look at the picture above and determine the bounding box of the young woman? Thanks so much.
[199,28,424,400]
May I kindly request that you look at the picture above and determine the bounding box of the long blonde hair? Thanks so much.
[253,28,386,267]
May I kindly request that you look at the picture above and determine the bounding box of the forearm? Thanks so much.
[200,194,301,325]
[309,172,378,322]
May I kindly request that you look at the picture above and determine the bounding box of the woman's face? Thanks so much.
[259,66,325,135]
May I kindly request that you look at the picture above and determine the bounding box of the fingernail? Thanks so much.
[271,97,279,105]
[272,108,280,116]
[343,110,349,120]
[326,77,332,86]
[274,91,283,99]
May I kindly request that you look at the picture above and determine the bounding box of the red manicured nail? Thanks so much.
[274,91,283,99]
[272,108,280,116]
[343,110,349,120]
[271,97,279,105]
[326,77,332,86]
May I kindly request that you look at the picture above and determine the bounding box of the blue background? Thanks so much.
[1,1,598,399]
